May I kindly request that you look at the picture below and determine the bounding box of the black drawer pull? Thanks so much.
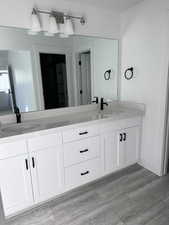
[25,159,29,170]
[81,171,89,176]
[80,149,88,153]
[79,131,88,135]
[120,133,123,142]
[123,133,127,141]
[32,157,35,168]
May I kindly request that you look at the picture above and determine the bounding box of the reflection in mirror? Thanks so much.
[0,27,119,115]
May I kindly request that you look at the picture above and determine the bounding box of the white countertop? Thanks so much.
[0,106,145,141]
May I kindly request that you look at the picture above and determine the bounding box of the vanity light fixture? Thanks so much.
[29,8,85,37]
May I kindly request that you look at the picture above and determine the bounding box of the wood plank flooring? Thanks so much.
[6,164,169,225]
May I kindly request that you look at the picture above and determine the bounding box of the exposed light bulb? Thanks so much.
[64,17,74,35]
[29,8,41,35]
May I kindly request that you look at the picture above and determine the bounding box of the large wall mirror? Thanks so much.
[0,27,119,115]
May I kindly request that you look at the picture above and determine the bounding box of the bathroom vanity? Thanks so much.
[0,26,144,219]
[0,103,144,217]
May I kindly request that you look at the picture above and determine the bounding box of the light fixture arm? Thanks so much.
[33,8,85,25]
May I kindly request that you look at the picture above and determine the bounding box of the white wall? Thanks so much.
[121,0,169,175]
[93,39,118,100]
[0,0,120,39]
[72,37,118,104]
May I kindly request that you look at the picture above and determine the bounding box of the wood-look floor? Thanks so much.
[6,164,169,225]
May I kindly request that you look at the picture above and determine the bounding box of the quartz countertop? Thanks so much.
[0,106,144,140]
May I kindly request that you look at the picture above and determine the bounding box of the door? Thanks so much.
[104,131,119,173]
[0,155,33,216]
[40,53,68,109]
[79,51,91,105]
[30,147,63,203]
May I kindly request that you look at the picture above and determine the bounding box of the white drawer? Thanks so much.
[0,140,27,159]
[65,158,102,188]
[28,133,62,152]
[63,136,100,167]
[62,125,99,143]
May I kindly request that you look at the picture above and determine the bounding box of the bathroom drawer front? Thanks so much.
[0,140,27,159]
[62,125,99,143]
[63,136,100,167]
[65,158,101,188]
[28,133,62,152]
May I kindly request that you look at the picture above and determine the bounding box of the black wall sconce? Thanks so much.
[124,67,134,80]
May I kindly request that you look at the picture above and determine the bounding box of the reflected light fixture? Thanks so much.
[29,8,41,35]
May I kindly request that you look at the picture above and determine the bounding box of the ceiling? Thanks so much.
[64,0,144,12]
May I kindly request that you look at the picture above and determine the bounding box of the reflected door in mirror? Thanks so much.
[78,51,91,105]
[40,53,68,110]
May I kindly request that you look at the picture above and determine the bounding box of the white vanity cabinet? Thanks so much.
[117,126,140,166]
[0,116,142,217]
[62,125,104,190]
[103,125,141,174]
[0,141,34,216]
[0,133,64,216]
[27,133,64,204]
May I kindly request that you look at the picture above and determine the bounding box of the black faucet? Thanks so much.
[14,106,21,123]
[100,97,108,110]
[92,96,99,104]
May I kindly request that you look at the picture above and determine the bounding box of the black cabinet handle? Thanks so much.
[25,159,29,170]
[120,133,123,142]
[80,149,88,153]
[32,157,35,168]
[81,171,89,176]
[123,133,127,141]
[79,131,88,135]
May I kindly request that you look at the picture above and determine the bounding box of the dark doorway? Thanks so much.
[40,53,68,110]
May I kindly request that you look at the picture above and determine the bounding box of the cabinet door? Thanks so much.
[124,126,140,165]
[104,131,119,173]
[30,146,64,203]
[0,155,33,216]
[117,126,140,167]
